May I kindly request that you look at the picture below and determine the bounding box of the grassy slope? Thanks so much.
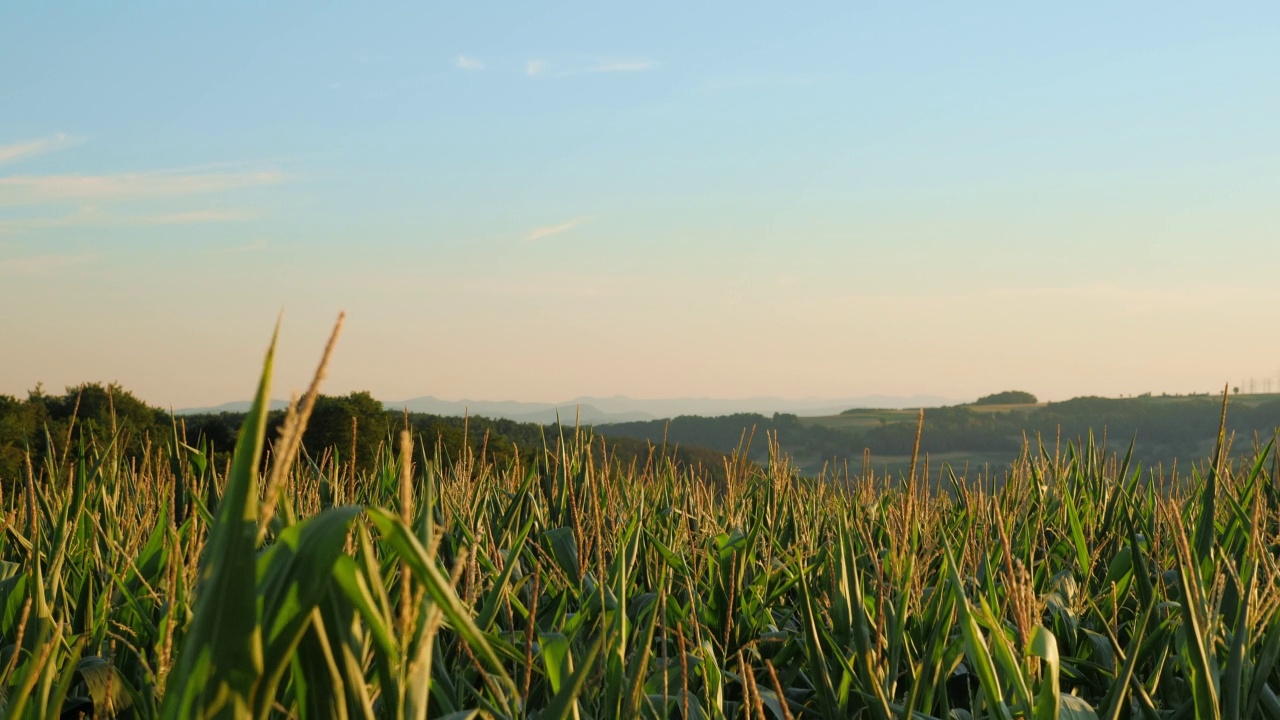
[597,393,1280,478]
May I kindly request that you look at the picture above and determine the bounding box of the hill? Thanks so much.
[595,392,1280,477]
[0,384,731,487]
[176,393,962,422]
[16,383,1278,485]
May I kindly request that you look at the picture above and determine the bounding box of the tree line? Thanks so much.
[0,383,729,489]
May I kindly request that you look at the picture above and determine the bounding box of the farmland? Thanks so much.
[9,2,1280,717]
[1,332,1279,718]
[597,393,1280,477]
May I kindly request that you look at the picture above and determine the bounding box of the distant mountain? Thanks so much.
[385,394,960,424]
[384,396,656,425]
[566,394,960,419]
[177,393,961,422]
[175,399,292,414]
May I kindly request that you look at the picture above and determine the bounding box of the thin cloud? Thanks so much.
[0,169,283,207]
[0,133,81,166]
[455,54,484,70]
[526,58,656,78]
[0,251,98,275]
[144,209,257,225]
[524,217,589,241]
[0,207,256,234]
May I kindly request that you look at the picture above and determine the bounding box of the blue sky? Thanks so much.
[3,2,1280,406]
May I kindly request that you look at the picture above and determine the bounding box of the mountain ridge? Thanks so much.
[175,393,963,423]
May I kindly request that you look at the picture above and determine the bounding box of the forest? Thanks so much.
[0,383,728,489]
[8,384,1279,490]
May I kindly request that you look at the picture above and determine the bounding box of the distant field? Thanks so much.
[799,407,916,431]
[801,401,1044,432]
[601,391,1280,477]
[963,401,1047,414]
[806,393,1280,426]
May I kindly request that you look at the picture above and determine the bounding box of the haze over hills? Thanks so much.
[595,392,1280,476]
[389,394,963,424]
[175,393,962,423]
[175,399,294,415]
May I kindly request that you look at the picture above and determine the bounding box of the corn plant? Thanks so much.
[1,325,1278,719]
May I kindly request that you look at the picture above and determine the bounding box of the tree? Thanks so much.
[974,390,1038,406]
[0,382,170,487]
[299,392,392,471]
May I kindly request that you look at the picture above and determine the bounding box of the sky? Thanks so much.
[3,2,1280,408]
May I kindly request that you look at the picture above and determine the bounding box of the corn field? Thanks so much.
[2,328,1279,719]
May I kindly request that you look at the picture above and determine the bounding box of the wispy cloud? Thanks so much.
[524,58,656,79]
[0,251,98,275]
[524,217,590,241]
[0,133,81,166]
[455,54,484,70]
[0,169,283,207]
[0,207,256,234]
[144,209,257,225]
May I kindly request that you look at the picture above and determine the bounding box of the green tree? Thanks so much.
[0,394,41,485]
[974,390,1038,405]
[299,391,392,471]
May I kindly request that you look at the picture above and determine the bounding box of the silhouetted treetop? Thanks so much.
[974,390,1038,405]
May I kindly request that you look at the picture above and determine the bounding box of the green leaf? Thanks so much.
[1029,626,1060,720]
[75,656,134,716]
[943,538,1013,720]
[542,527,581,587]
[255,505,364,717]
[1060,693,1100,720]
[542,631,605,720]
[366,506,520,715]
[161,325,278,720]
